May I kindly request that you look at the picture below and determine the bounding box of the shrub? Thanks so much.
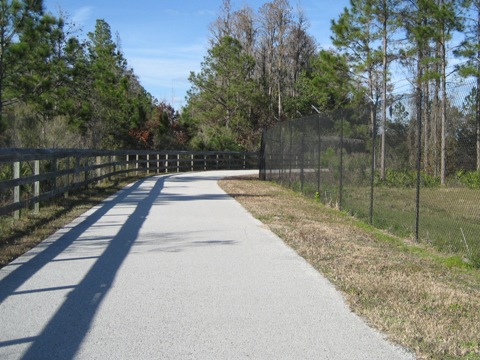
[375,169,440,188]
[456,170,480,189]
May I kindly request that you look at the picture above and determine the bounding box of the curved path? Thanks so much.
[0,170,414,359]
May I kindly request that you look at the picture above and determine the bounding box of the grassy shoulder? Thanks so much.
[218,176,480,360]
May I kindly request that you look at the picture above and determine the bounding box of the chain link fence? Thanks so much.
[260,81,480,266]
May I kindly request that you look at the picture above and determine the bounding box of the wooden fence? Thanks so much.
[0,149,259,218]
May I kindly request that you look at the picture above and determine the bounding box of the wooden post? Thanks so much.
[34,160,40,214]
[13,161,20,219]
[52,157,58,191]
[96,156,102,180]
[136,154,139,176]
[74,156,81,185]
[65,157,70,198]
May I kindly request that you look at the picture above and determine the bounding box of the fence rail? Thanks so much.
[0,149,258,218]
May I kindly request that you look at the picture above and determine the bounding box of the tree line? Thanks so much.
[184,0,480,182]
[0,0,185,150]
[2,0,480,181]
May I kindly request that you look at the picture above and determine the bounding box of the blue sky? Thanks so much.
[44,0,350,109]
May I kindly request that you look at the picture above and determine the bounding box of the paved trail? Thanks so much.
[0,170,414,359]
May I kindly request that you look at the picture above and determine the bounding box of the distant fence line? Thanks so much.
[0,149,258,218]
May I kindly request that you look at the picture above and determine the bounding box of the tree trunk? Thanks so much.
[477,7,480,172]
[440,0,447,185]
[380,6,387,180]
[477,75,480,171]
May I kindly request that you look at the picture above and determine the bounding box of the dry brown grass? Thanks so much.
[219,176,480,360]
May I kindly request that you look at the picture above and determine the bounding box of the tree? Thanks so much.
[331,0,382,161]
[373,0,400,179]
[85,19,151,149]
[258,0,293,121]
[185,36,262,150]
[456,0,480,171]
[0,0,47,124]
[433,0,463,184]
[293,49,353,114]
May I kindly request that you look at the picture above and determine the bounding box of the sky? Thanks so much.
[43,0,351,109]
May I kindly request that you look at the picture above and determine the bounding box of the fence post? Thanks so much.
[289,124,293,186]
[96,156,102,180]
[259,131,266,180]
[136,154,139,176]
[317,116,321,194]
[65,157,70,198]
[339,113,344,211]
[13,161,20,219]
[300,121,305,193]
[415,84,423,242]
[369,105,377,224]
[74,156,81,185]
[52,157,58,191]
[112,155,116,179]
[34,160,40,214]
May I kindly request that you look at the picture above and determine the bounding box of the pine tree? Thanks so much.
[456,0,480,171]
[186,36,262,150]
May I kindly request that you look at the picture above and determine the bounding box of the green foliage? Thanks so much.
[456,170,480,189]
[0,9,155,149]
[321,147,336,167]
[184,36,263,151]
[375,169,440,188]
[291,50,354,114]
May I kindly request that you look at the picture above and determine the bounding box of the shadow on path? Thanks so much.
[1,176,166,359]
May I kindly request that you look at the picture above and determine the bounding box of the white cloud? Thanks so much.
[72,6,93,27]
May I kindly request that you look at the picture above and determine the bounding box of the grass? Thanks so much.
[218,176,480,360]
[341,186,480,265]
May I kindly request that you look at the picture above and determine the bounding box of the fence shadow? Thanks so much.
[0,175,167,359]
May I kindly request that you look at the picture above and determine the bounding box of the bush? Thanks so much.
[456,170,480,189]
[375,169,440,188]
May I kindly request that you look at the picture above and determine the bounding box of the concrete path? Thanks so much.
[0,170,414,360]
